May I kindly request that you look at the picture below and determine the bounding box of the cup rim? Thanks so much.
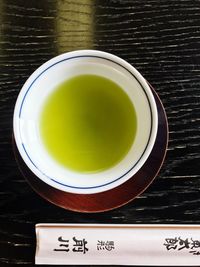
[13,50,158,194]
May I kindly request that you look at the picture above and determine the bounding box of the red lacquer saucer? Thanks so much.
[13,86,168,213]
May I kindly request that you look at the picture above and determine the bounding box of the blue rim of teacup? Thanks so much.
[17,54,154,191]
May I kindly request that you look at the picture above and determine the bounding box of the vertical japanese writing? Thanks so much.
[53,236,116,254]
[53,236,88,254]
[97,240,115,251]
[164,237,200,255]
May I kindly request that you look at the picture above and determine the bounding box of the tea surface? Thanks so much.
[39,75,137,173]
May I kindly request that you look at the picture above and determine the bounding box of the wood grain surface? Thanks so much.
[0,0,200,266]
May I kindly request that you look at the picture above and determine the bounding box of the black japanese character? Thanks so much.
[105,241,115,251]
[164,237,178,250]
[178,237,190,250]
[54,236,69,252]
[97,240,106,250]
[190,238,200,249]
[72,237,88,254]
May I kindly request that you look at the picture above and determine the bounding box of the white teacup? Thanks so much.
[13,50,158,194]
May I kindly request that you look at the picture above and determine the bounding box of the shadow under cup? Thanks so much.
[13,50,158,194]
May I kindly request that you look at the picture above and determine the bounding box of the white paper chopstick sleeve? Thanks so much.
[35,224,200,265]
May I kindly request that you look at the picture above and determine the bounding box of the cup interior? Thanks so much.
[13,50,158,194]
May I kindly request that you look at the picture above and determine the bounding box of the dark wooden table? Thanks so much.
[0,0,200,266]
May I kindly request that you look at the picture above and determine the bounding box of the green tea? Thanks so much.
[39,74,137,173]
